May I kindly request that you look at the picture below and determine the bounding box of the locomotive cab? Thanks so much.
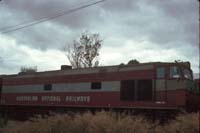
[155,62,198,109]
[170,65,194,91]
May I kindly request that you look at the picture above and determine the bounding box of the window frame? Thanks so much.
[91,82,102,90]
[44,84,52,91]
[156,67,165,79]
[183,68,193,80]
[169,66,181,79]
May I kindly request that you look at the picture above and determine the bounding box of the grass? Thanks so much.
[0,111,199,133]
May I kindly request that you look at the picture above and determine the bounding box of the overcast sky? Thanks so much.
[0,0,199,77]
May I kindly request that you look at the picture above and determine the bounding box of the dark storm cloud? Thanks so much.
[144,0,198,46]
[0,0,198,73]
[4,0,78,18]
[3,0,101,29]
[101,0,140,12]
[0,0,105,49]
[112,0,197,45]
[148,0,196,19]
[1,0,198,49]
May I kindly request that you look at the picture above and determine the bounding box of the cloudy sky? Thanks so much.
[0,0,199,76]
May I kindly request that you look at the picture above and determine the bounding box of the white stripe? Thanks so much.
[2,81,120,93]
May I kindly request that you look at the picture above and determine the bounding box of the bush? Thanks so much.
[155,112,199,133]
[0,111,199,133]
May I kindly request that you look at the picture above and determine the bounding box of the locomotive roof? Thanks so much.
[1,61,191,79]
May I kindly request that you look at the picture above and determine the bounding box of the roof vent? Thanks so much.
[61,65,72,70]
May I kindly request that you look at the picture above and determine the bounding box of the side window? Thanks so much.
[157,67,165,78]
[91,82,101,89]
[170,66,180,78]
[183,69,192,80]
[44,84,52,91]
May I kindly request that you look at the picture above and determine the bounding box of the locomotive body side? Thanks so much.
[0,62,199,116]
[1,64,158,109]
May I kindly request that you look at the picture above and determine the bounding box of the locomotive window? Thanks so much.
[44,84,52,91]
[170,66,180,78]
[183,69,192,80]
[157,67,165,78]
[91,82,101,89]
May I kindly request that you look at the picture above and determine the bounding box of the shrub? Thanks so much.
[0,111,199,133]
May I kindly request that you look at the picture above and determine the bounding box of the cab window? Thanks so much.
[156,67,165,78]
[170,66,180,78]
[183,69,193,80]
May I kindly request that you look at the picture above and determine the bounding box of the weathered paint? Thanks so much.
[0,62,198,111]
[156,79,188,91]
[166,80,186,90]
[156,89,186,105]
[1,90,183,108]
[2,81,120,93]
[156,80,166,91]
[4,64,154,79]
[3,70,154,86]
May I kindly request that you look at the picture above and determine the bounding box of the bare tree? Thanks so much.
[66,31,102,68]
[66,40,84,68]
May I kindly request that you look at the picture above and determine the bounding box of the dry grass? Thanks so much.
[0,111,199,133]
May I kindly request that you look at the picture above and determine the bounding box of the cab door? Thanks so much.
[155,67,167,102]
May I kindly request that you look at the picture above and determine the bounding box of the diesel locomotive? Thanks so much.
[0,61,199,119]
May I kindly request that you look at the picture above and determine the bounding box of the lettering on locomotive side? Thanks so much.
[16,96,38,101]
[41,96,61,102]
[15,95,91,103]
[65,96,90,103]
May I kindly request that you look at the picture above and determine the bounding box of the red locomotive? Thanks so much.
[0,61,199,118]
